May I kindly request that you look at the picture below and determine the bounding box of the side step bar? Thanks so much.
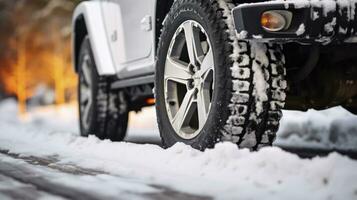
[111,74,155,89]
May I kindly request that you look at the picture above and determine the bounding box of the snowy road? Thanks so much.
[0,151,207,200]
[0,99,357,200]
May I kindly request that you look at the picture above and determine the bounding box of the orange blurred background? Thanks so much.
[0,0,82,113]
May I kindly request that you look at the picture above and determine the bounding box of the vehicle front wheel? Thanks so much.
[155,0,286,150]
[78,36,129,141]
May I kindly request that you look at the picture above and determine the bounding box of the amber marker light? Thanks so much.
[261,11,287,32]
[146,98,156,105]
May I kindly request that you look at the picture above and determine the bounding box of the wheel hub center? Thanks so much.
[192,73,201,89]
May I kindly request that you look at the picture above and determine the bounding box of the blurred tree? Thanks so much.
[0,0,82,113]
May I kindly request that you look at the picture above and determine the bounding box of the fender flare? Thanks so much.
[72,1,116,75]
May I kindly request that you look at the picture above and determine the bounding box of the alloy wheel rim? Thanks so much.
[164,20,215,139]
[79,55,93,130]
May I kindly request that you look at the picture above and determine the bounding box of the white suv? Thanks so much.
[72,0,357,150]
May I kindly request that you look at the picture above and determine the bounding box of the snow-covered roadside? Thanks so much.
[0,99,357,199]
[276,107,357,150]
[126,104,357,151]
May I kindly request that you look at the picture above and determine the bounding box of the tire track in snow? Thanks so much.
[0,151,211,200]
[0,149,105,176]
[0,155,105,200]
[0,174,64,200]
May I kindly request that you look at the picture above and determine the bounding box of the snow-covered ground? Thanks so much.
[276,108,357,150]
[0,99,357,200]
[124,103,357,151]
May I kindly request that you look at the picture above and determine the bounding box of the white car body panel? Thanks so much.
[73,0,157,78]
[73,1,116,75]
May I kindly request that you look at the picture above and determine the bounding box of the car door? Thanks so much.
[101,0,155,78]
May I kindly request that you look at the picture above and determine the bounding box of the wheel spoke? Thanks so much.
[82,97,92,126]
[183,21,204,65]
[171,89,196,132]
[197,87,210,129]
[199,49,214,78]
[165,57,192,84]
[82,58,92,86]
[80,85,91,104]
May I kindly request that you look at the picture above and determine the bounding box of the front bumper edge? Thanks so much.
[232,0,357,44]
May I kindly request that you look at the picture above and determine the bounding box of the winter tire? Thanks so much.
[155,0,286,150]
[78,36,129,141]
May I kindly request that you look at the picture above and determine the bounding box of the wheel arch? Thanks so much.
[154,0,265,55]
[72,1,116,75]
[73,14,87,73]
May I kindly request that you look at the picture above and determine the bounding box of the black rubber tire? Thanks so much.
[78,36,129,141]
[217,1,287,150]
[248,43,287,150]
[344,107,357,115]
[155,0,286,150]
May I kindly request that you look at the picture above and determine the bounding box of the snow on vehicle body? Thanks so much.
[234,0,357,43]
[72,0,357,150]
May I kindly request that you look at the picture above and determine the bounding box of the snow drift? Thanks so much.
[276,107,357,150]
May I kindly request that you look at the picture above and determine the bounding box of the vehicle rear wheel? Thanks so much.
[155,0,286,150]
[78,36,128,141]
